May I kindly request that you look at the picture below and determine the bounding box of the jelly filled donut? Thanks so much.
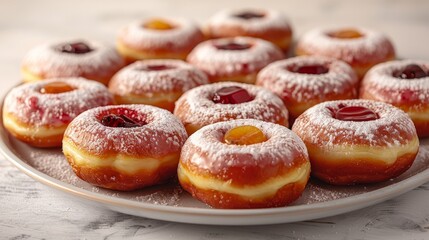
[187,36,284,84]
[3,78,114,147]
[173,82,289,135]
[21,40,125,85]
[178,119,310,209]
[292,99,419,185]
[62,105,188,191]
[295,27,395,79]
[205,8,293,52]
[108,59,209,112]
[117,17,204,63]
[360,60,429,137]
[256,56,359,123]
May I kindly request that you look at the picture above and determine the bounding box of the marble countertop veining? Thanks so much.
[1,0,429,239]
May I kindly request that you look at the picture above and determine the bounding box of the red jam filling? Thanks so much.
[212,86,253,104]
[214,42,252,51]
[233,11,265,20]
[101,114,145,128]
[332,105,379,121]
[291,64,329,75]
[40,82,75,94]
[139,64,174,71]
[394,64,427,79]
[328,29,363,39]
[60,42,92,54]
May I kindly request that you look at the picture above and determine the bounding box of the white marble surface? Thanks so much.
[1,0,429,239]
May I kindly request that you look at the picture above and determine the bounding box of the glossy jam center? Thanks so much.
[139,64,174,71]
[101,114,144,128]
[144,19,175,30]
[291,64,329,74]
[40,82,75,94]
[212,86,253,104]
[60,42,92,54]
[214,42,252,51]
[224,125,267,145]
[334,106,379,121]
[394,64,427,79]
[328,29,363,39]
[234,11,265,20]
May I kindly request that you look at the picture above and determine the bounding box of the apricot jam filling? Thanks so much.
[212,86,253,104]
[40,82,75,94]
[224,125,267,145]
[143,19,175,30]
[331,105,379,122]
[328,29,363,39]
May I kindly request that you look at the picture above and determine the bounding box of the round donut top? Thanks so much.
[181,119,308,174]
[296,27,395,64]
[109,59,209,95]
[362,60,429,104]
[174,82,288,126]
[187,37,284,78]
[3,78,113,126]
[257,56,358,102]
[64,104,187,156]
[117,17,204,51]
[292,99,417,147]
[206,8,292,35]
[21,40,125,79]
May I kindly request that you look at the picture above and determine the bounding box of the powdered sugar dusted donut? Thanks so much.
[21,40,125,85]
[62,104,188,191]
[173,82,289,135]
[292,99,419,185]
[3,78,114,147]
[205,8,293,52]
[256,56,358,123]
[108,59,209,112]
[187,37,284,84]
[178,119,310,209]
[360,60,429,137]
[117,17,204,63]
[295,27,395,78]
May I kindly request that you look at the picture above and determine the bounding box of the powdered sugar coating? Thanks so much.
[174,82,289,130]
[64,105,187,157]
[292,99,417,147]
[181,119,308,174]
[257,56,358,103]
[117,17,203,52]
[21,40,125,83]
[3,78,113,127]
[205,8,292,48]
[187,37,284,81]
[296,26,395,66]
[360,60,429,105]
[109,59,209,95]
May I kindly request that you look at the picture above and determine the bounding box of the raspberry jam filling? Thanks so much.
[143,19,175,30]
[394,64,427,79]
[139,64,175,71]
[290,64,329,75]
[332,105,379,121]
[212,86,253,104]
[101,114,145,128]
[328,29,363,39]
[233,11,265,20]
[40,82,75,94]
[59,42,93,54]
[214,41,252,51]
[224,125,267,145]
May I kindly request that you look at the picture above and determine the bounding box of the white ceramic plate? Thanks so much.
[1,100,429,225]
